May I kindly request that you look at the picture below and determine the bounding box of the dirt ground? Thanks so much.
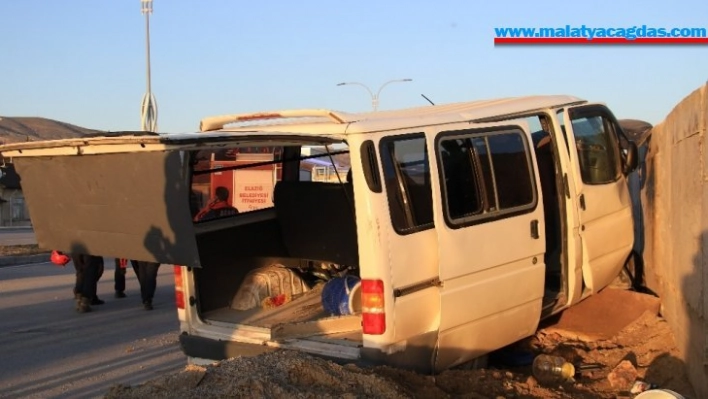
[105,288,695,399]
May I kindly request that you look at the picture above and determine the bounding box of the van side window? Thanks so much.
[439,138,484,218]
[437,128,536,227]
[298,151,350,183]
[569,110,621,185]
[380,134,434,235]
[487,134,535,209]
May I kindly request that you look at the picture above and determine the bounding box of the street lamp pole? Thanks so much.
[140,0,158,132]
[336,79,412,111]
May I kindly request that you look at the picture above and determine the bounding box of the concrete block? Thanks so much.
[652,84,708,399]
[670,137,702,310]
[668,86,705,144]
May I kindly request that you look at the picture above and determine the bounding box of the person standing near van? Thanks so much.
[130,260,161,310]
[114,258,128,298]
[71,253,104,313]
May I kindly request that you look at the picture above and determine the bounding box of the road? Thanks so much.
[0,260,187,399]
[0,227,37,246]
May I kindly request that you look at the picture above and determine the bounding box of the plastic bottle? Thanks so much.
[531,354,576,385]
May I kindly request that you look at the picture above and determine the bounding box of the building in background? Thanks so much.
[0,164,30,226]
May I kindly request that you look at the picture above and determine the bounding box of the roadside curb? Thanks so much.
[0,253,50,267]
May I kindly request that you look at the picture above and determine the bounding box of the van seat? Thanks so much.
[273,181,358,266]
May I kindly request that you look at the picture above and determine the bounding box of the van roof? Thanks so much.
[0,94,587,157]
[200,95,587,134]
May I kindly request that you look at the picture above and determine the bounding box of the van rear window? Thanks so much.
[380,134,434,235]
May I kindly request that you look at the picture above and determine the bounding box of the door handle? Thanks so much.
[530,220,540,239]
[579,194,586,210]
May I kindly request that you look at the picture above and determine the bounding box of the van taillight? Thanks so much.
[173,266,185,309]
[361,279,386,335]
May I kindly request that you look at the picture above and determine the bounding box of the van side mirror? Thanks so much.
[622,141,639,175]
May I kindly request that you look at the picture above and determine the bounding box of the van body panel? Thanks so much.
[435,297,542,371]
[387,228,439,290]
[377,206,439,348]
[437,257,545,332]
[574,181,633,293]
[389,286,440,342]
[579,206,634,288]
[360,330,439,372]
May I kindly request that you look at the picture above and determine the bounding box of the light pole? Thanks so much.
[336,79,412,111]
[140,0,158,132]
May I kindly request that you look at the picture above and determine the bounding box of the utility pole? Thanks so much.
[140,0,158,132]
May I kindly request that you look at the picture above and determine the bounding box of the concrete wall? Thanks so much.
[642,84,708,398]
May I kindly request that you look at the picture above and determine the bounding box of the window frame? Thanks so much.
[435,125,538,229]
[379,132,435,236]
[567,105,624,185]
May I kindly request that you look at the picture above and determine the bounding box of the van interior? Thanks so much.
[190,144,365,343]
[527,114,567,316]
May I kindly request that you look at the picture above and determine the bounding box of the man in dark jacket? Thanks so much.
[71,253,104,313]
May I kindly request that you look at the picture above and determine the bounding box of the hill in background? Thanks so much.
[0,116,103,189]
[0,116,102,144]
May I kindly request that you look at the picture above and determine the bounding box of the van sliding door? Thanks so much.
[431,122,545,371]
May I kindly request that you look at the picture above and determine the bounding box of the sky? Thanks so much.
[1,0,707,133]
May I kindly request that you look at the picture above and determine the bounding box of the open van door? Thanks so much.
[561,105,634,292]
[431,122,546,370]
[1,132,340,267]
[11,146,201,266]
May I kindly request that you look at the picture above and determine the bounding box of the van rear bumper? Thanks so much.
[178,331,437,373]
[178,332,278,361]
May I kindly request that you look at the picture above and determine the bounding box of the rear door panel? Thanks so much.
[15,151,201,266]
[3,132,346,267]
